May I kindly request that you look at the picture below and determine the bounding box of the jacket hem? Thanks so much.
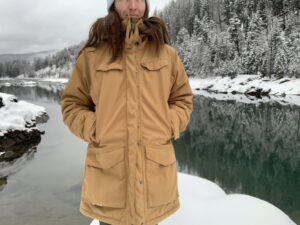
[144,201,180,225]
[80,201,180,225]
[80,206,123,225]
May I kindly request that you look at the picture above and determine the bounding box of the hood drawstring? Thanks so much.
[122,17,146,47]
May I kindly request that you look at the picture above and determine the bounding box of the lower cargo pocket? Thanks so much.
[145,142,179,207]
[82,146,126,208]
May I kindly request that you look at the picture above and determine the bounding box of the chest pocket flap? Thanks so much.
[141,60,168,71]
[96,62,123,71]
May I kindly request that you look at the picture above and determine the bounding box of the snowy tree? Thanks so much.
[192,15,211,43]
[175,27,193,76]
[228,15,243,56]
[242,13,266,75]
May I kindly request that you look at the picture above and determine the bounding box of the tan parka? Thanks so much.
[61,19,193,225]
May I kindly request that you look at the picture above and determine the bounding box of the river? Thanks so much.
[0,83,299,225]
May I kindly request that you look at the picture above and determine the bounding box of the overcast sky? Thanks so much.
[0,0,172,54]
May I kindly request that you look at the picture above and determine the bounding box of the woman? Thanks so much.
[60,0,193,225]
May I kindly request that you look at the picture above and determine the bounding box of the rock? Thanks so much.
[247,88,271,97]
[0,129,43,154]
[35,112,49,124]
[2,151,15,160]
[0,97,3,108]
[278,78,290,84]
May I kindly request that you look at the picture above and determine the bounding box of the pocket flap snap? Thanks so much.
[86,147,124,169]
[145,143,176,166]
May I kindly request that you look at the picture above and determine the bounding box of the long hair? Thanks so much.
[77,2,170,62]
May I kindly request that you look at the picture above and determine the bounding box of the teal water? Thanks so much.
[175,94,300,223]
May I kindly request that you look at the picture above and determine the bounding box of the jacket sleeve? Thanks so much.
[60,52,97,143]
[168,51,193,140]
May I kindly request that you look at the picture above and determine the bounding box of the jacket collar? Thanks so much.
[122,17,148,50]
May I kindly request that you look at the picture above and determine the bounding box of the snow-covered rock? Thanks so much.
[0,93,46,137]
[0,92,48,159]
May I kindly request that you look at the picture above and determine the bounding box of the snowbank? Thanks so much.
[190,75,300,106]
[190,75,300,95]
[90,173,296,225]
[41,78,68,83]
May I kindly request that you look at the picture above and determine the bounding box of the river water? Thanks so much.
[0,83,299,225]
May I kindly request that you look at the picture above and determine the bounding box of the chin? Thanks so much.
[129,16,142,22]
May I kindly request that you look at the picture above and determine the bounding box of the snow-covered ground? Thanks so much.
[0,92,46,137]
[90,172,296,225]
[41,78,68,83]
[190,75,300,106]
[0,77,68,86]
[191,75,300,95]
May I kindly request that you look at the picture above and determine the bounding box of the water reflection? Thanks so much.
[174,94,300,218]
[0,146,37,191]
[0,84,63,103]
[0,176,7,191]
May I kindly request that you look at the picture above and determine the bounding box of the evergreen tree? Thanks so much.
[175,27,193,76]
[242,13,266,74]
[228,15,243,56]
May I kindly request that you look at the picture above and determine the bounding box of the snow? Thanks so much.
[190,75,300,95]
[0,92,46,136]
[2,83,11,87]
[0,93,17,102]
[41,78,68,83]
[21,81,37,86]
[190,75,300,106]
[89,173,296,225]
[0,78,68,87]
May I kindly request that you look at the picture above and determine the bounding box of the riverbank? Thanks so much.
[190,75,300,106]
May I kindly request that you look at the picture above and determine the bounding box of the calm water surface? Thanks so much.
[0,84,299,225]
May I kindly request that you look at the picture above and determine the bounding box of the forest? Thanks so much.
[159,0,300,78]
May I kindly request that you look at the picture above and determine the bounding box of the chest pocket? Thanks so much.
[141,60,171,100]
[92,62,123,103]
[93,62,123,104]
[93,62,125,145]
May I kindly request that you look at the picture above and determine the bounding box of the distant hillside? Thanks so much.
[0,50,58,63]
[0,42,84,78]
